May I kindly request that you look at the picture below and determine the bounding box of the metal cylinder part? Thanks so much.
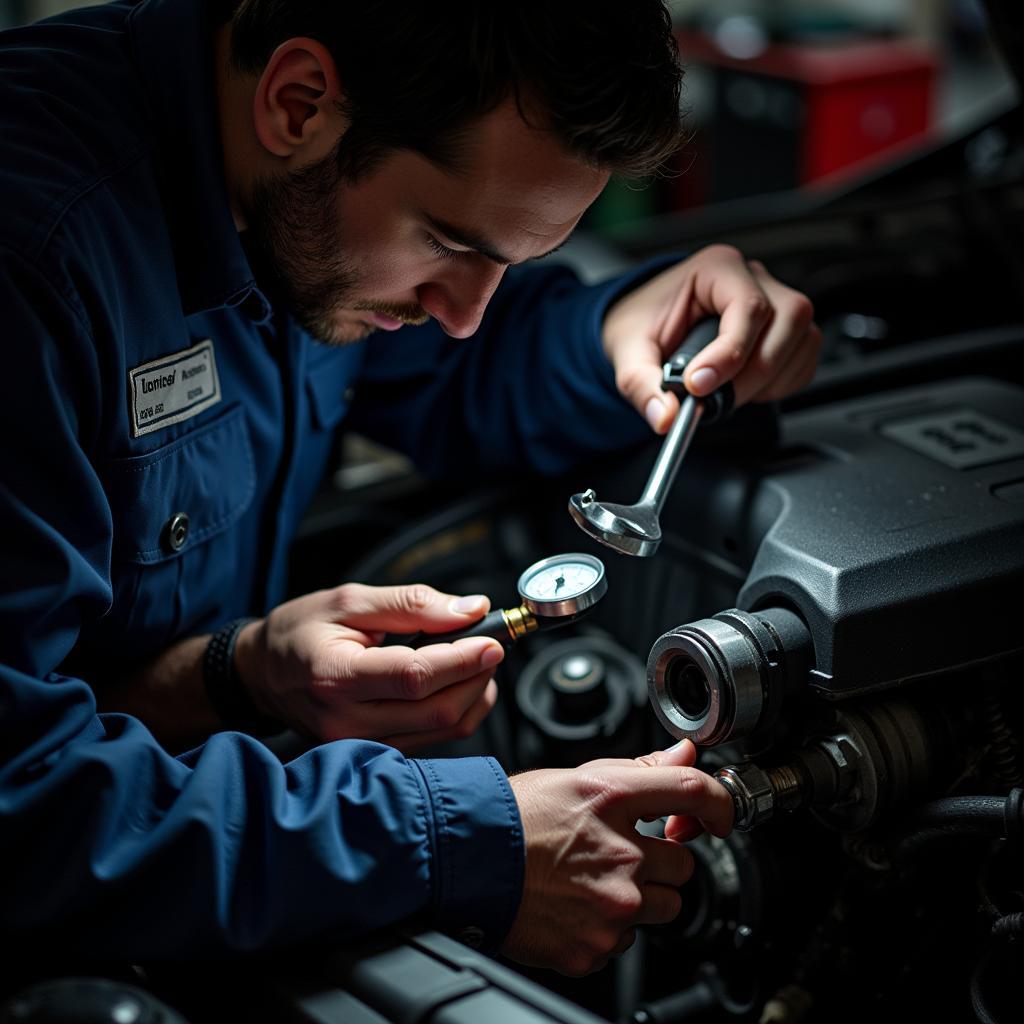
[647,607,812,745]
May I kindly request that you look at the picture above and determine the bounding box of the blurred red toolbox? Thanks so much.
[674,30,939,202]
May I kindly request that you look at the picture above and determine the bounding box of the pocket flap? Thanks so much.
[105,405,256,565]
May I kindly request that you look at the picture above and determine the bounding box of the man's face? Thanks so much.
[241,99,610,346]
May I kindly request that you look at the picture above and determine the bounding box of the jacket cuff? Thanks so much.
[410,756,524,954]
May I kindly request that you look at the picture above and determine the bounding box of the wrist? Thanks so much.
[232,619,269,713]
[203,617,278,735]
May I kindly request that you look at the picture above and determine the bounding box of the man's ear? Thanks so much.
[252,37,345,160]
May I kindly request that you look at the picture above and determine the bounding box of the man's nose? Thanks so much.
[417,262,506,339]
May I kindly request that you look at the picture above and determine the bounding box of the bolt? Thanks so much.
[715,763,775,830]
[767,764,803,811]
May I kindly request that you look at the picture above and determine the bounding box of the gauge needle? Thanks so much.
[555,574,565,592]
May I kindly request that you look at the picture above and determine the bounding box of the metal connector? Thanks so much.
[716,763,777,831]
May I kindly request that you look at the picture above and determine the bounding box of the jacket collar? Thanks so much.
[127,0,265,318]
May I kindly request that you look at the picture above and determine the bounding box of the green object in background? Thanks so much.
[584,175,661,234]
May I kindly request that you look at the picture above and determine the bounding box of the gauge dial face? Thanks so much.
[517,553,607,618]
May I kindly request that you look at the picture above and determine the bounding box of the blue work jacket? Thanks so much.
[0,0,653,958]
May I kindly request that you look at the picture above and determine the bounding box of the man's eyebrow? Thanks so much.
[424,214,568,266]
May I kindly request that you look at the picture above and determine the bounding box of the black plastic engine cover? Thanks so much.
[710,377,1024,697]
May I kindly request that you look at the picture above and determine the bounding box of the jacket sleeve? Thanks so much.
[347,260,673,478]
[0,247,523,959]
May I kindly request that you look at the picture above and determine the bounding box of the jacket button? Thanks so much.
[163,512,190,552]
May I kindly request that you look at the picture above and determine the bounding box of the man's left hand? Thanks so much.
[603,244,822,434]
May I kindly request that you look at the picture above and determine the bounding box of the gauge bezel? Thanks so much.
[517,552,607,618]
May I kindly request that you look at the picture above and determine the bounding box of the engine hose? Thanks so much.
[970,917,1024,1024]
[970,946,1002,1024]
[991,913,1024,940]
[981,692,1022,789]
[893,789,1024,863]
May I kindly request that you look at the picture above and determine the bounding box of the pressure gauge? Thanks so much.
[405,552,609,650]
[517,552,607,619]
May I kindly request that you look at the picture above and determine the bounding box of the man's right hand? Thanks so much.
[233,583,504,751]
[503,740,733,976]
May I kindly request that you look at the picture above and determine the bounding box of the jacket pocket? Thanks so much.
[101,404,256,649]
[105,403,255,565]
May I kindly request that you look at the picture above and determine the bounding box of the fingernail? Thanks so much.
[668,739,691,752]
[450,595,487,615]
[644,396,666,431]
[689,367,718,394]
[480,644,503,669]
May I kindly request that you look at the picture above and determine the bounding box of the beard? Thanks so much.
[240,150,427,346]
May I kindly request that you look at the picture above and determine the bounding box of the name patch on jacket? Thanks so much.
[129,339,221,436]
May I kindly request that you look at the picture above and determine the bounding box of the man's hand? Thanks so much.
[233,583,504,751]
[603,244,822,434]
[502,740,733,976]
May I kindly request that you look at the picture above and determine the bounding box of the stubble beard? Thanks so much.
[241,150,427,346]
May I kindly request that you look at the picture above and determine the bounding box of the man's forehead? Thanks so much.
[404,102,609,260]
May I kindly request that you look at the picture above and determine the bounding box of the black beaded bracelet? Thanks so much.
[203,618,279,735]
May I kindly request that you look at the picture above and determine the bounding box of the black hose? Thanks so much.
[981,691,1022,789]
[992,913,1024,940]
[970,918,1024,1024]
[893,789,1023,863]
[970,945,1002,1024]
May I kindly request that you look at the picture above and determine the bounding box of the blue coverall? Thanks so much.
[0,0,653,958]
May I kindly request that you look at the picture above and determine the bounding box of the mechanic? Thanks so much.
[0,0,820,977]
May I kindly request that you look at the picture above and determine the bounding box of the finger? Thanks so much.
[747,324,822,404]
[728,266,817,405]
[326,581,492,634]
[637,835,695,888]
[367,668,495,737]
[605,766,735,836]
[682,256,773,398]
[612,272,703,435]
[636,883,683,926]
[382,679,499,753]
[734,323,807,406]
[664,814,705,843]
[609,928,637,958]
[337,637,504,702]
[634,740,698,770]
[586,740,698,776]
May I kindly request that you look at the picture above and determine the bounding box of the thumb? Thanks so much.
[636,739,698,769]
[328,582,492,633]
[606,329,679,434]
[641,383,681,436]
[613,340,682,436]
[635,741,701,831]
[654,741,730,842]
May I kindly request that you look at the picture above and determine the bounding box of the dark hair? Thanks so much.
[227,2,685,182]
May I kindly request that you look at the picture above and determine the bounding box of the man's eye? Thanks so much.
[426,235,460,261]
